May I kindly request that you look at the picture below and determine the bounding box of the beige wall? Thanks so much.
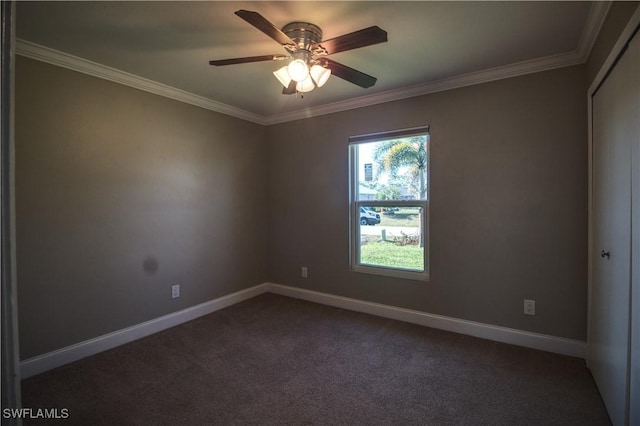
[15,57,269,359]
[267,65,588,340]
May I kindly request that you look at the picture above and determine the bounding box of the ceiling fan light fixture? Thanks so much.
[296,75,315,93]
[310,64,331,87]
[273,65,292,88]
[210,11,388,95]
[287,58,309,82]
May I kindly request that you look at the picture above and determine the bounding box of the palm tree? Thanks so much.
[373,136,428,248]
[373,136,427,200]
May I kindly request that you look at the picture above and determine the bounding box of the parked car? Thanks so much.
[360,207,381,225]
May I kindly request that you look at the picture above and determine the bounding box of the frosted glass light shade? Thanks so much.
[296,75,315,93]
[273,66,292,88]
[288,59,309,82]
[310,65,331,87]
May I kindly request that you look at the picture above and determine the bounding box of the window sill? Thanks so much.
[351,264,429,282]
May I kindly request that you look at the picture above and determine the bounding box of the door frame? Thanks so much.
[587,5,640,425]
[1,0,22,417]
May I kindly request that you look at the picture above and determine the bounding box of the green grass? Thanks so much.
[377,208,421,227]
[360,241,424,271]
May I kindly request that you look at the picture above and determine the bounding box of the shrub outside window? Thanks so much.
[349,127,430,281]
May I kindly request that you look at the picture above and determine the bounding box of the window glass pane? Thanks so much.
[358,205,424,272]
[350,128,429,280]
[356,136,428,201]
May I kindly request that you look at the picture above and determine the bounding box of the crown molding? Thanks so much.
[16,1,610,126]
[576,1,612,61]
[16,40,269,125]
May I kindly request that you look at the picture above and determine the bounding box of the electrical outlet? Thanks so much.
[172,284,180,299]
[301,267,308,278]
[524,299,535,316]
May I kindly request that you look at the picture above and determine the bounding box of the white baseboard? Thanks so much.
[265,283,586,359]
[21,281,586,378]
[20,283,269,378]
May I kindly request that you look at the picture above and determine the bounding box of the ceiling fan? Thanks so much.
[209,10,388,95]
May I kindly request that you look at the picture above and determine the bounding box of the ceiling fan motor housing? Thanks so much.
[282,22,323,53]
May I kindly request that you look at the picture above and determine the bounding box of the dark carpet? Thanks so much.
[21,293,611,425]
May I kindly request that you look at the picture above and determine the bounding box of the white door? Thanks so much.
[590,32,639,426]
[631,31,640,426]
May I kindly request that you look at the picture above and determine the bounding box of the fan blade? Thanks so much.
[282,80,297,95]
[209,54,288,66]
[235,10,296,47]
[324,59,377,88]
[312,26,387,55]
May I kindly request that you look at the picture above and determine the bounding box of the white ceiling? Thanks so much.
[16,1,606,124]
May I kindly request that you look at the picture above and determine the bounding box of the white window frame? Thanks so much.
[349,126,430,281]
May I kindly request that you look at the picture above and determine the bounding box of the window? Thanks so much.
[349,127,430,281]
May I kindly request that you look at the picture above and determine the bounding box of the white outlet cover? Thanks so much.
[524,299,535,315]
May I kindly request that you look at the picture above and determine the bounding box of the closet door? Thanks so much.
[627,29,640,425]
[590,31,639,426]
